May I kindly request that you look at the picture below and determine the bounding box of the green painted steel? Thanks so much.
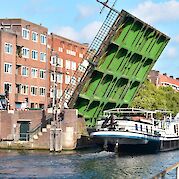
[72,10,170,127]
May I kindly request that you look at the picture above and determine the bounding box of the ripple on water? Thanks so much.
[0,149,178,178]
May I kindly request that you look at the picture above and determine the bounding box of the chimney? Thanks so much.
[170,76,173,79]
[163,73,167,76]
[176,78,179,81]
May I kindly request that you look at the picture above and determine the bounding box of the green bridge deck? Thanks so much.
[67,10,170,127]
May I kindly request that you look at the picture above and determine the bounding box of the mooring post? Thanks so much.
[55,128,62,152]
[50,128,55,151]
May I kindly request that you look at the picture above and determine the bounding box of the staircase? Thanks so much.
[58,8,120,109]
[28,114,53,148]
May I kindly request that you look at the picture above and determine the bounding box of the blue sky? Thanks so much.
[1,0,179,77]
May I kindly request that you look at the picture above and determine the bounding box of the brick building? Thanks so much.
[48,33,87,107]
[148,70,179,91]
[0,19,87,109]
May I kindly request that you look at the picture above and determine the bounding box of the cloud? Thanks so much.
[81,21,103,42]
[54,21,102,43]
[173,35,179,43]
[165,46,177,58]
[76,4,97,19]
[131,0,179,24]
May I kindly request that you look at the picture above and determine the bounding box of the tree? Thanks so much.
[131,80,179,115]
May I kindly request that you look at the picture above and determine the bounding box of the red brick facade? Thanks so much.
[0,19,87,109]
[148,70,179,91]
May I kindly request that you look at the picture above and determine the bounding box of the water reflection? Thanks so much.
[0,149,178,178]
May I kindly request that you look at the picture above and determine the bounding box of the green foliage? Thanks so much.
[131,80,179,114]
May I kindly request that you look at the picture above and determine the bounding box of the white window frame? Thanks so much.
[4,43,13,54]
[58,58,63,67]
[57,89,63,99]
[58,47,63,52]
[65,75,71,84]
[32,31,38,42]
[22,28,30,40]
[4,63,12,74]
[21,85,29,95]
[22,47,30,58]
[79,53,83,58]
[40,34,46,45]
[71,61,76,71]
[39,87,46,96]
[39,69,46,79]
[66,60,71,69]
[32,50,38,60]
[71,76,76,85]
[51,73,55,82]
[31,86,38,96]
[31,68,38,78]
[57,73,63,83]
[40,52,46,62]
[4,82,12,93]
[21,66,29,76]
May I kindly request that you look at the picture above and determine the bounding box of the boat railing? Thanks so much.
[96,121,161,136]
[151,162,179,179]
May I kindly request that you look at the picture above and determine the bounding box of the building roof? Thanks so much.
[0,18,48,30]
[50,33,88,48]
[159,74,179,87]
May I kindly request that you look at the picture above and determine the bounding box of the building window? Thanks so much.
[40,52,46,62]
[39,69,46,79]
[4,63,12,73]
[58,58,63,67]
[22,28,30,40]
[31,68,38,78]
[58,47,63,52]
[50,56,56,65]
[21,66,29,76]
[40,34,46,45]
[32,31,38,42]
[4,43,12,54]
[16,84,21,94]
[50,87,54,98]
[51,73,55,82]
[21,85,28,95]
[31,86,38,96]
[65,75,71,84]
[79,53,83,58]
[22,47,29,58]
[71,77,76,85]
[57,73,63,83]
[66,60,71,69]
[32,50,38,60]
[39,87,46,96]
[66,49,76,56]
[4,82,12,93]
[50,56,63,67]
[57,89,63,98]
[71,61,76,71]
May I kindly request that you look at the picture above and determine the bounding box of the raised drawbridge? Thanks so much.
[58,1,170,127]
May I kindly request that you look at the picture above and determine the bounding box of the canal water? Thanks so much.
[0,149,178,179]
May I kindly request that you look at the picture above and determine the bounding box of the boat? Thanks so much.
[91,108,179,153]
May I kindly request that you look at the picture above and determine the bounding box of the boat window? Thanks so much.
[174,125,176,133]
[151,126,152,133]
[146,126,148,133]
[135,124,138,130]
[140,125,142,131]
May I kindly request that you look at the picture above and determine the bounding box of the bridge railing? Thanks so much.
[151,162,179,179]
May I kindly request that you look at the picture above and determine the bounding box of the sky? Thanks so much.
[1,0,179,77]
